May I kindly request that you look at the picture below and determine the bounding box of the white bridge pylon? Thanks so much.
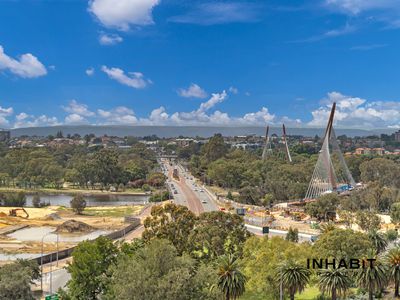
[304,102,355,200]
[262,124,292,163]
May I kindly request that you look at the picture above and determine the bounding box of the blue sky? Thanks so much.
[0,0,400,129]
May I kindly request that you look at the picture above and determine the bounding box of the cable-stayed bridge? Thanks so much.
[262,124,292,162]
[304,102,355,200]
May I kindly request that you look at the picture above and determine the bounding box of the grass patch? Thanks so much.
[297,286,320,299]
[240,286,320,300]
[83,206,143,218]
[240,291,266,300]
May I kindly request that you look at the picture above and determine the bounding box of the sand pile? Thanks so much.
[56,220,93,233]
[0,212,7,217]
[43,213,61,221]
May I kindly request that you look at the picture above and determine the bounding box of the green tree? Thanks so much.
[66,236,119,299]
[356,256,388,300]
[241,236,312,299]
[386,229,398,242]
[216,254,246,300]
[318,268,352,300]
[188,211,250,260]
[147,172,166,187]
[143,203,196,255]
[278,259,311,300]
[391,202,400,224]
[386,247,400,297]
[355,211,381,232]
[319,221,336,234]
[305,193,339,221]
[360,158,400,187]
[285,227,299,243]
[92,149,123,189]
[70,194,86,215]
[314,229,372,262]
[3,191,26,207]
[107,239,220,300]
[368,230,388,254]
[202,134,228,163]
[0,259,39,300]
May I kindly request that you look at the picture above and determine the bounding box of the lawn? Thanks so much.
[56,205,144,218]
[241,286,320,300]
[83,206,143,218]
[296,286,320,299]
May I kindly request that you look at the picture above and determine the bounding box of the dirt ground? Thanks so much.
[0,205,144,255]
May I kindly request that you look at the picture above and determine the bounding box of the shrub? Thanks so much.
[70,194,86,215]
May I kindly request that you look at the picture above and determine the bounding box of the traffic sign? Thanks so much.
[45,294,59,300]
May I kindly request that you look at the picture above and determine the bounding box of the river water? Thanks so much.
[25,193,149,207]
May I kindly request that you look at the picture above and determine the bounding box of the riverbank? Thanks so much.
[0,187,148,196]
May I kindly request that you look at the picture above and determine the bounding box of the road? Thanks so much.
[161,160,217,215]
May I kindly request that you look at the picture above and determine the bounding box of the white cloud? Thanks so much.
[237,107,276,125]
[0,105,13,127]
[62,100,95,117]
[0,106,13,117]
[0,45,47,78]
[149,106,169,122]
[169,2,261,25]
[177,83,208,98]
[309,91,400,128]
[292,23,357,43]
[88,0,160,31]
[229,86,239,94]
[325,0,399,15]
[350,44,388,51]
[99,33,123,45]
[101,65,151,89]
[65,114,88,125]
[14,113,59,128]
[97,106,138,124]
[86,67,95,76]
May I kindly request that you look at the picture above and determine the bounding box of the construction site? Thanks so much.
[0,204,145,263]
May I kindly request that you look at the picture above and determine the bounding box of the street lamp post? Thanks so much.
[41,232,59,294]
[56,232,59,267]
[40,232,51,292]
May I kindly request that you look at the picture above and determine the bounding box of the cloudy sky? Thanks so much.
[0,0,400,129]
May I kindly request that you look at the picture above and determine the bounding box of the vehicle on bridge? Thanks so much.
[172,168,179,180]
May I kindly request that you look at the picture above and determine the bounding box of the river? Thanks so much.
[24,193,149,207]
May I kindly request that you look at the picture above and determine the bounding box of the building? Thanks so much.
[0,129,10,142]
[395,130,400,142]
[175,138,194,147]
[354,147,385,156]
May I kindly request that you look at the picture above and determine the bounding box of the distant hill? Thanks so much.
[10,125,395,138]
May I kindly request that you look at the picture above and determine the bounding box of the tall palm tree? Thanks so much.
[320,221,336,234]
[318,268,352,300]
[216,254,246,300]
[368,230,388,254]
[386,247,400,297]
[356,255,388,300]
[278,259,311,300]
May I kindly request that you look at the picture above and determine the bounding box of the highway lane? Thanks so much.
[161,160,216,215]
[39,268,71,296]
